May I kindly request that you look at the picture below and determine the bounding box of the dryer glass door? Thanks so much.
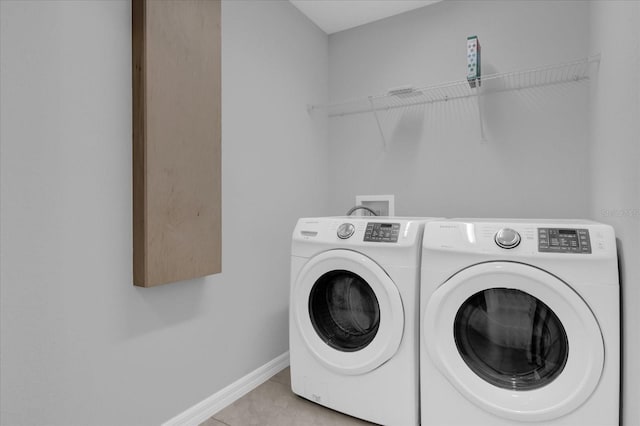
[454,288,569,391]
[423,261,604,422]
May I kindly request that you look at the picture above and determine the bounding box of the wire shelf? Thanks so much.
[310,56,600,118]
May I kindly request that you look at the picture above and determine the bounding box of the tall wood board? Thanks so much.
[133,0,221,287]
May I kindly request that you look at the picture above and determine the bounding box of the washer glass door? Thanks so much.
[423,261,604,422]
[308,270,381,352]
[294,249,404,375]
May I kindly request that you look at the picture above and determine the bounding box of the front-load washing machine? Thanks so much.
[420,219,619,426]
[290,216,435,426]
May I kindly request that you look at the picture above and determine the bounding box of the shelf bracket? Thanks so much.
[476,86,487,144]
[369,96,388,150]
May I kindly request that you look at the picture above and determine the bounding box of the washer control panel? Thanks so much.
[364,222,400,243]
[336,223,355,239]
[538,228,591,253]
[495,228,521,249]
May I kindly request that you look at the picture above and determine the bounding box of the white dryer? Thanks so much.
[420,219,619,426]
[290,217,435,426]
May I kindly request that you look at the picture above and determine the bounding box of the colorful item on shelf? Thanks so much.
[467,35,481,88]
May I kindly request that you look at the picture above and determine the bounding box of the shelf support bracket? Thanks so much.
[369,97,388,150]
[476,86,487,143]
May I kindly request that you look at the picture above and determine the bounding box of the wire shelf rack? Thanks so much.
[310,56,600,118]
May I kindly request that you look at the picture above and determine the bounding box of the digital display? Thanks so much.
[364,223,400,243]
[538,228,591,254]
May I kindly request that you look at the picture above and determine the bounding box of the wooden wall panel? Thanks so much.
[133,0,221,287]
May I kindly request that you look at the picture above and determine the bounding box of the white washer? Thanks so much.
[290,216,436,426]
[420,219,620,426]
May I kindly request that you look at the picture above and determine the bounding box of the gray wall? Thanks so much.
[328,0,591,218]
[0,1,328,424]
[589,2,640,426]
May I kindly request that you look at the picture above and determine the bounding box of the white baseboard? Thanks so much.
[163,351,290,426]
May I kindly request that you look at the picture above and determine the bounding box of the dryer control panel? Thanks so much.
[538,228,591,254]
[364,222,400,243]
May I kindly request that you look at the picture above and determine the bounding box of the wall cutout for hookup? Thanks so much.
[132,0,222,287]
[354,195,395,217]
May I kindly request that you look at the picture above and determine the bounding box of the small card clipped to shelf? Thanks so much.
[387,85,420,98]
[467,35,481,88]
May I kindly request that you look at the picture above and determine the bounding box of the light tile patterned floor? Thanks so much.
[200,368,375,426]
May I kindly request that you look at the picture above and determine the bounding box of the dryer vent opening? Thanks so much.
[309,270,381,352]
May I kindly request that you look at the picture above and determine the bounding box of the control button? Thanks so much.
[337,223,355,239]
[495,228,521,249]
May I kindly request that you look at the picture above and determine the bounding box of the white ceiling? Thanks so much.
[290,0,442,35]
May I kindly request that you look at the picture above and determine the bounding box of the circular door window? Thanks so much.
[309,270,380,352]
[454,288,568,391]
[293,250,404,375]
[423,262,604,422]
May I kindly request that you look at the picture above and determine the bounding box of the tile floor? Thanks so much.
[200,367,375,426]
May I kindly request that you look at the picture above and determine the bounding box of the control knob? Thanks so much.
[337,223,355,239]
[495,228,521,249]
